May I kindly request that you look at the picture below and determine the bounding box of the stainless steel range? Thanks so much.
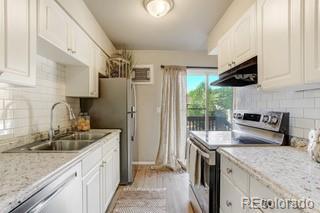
[188,110,289,213]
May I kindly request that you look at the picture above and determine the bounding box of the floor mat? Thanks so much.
[112,188,167,213]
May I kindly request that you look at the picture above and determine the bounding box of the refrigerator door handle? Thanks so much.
[133,112,136,142]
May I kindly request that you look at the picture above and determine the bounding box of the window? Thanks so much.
[187,69,233,131]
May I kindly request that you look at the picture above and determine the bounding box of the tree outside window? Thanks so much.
[187,72,233,131]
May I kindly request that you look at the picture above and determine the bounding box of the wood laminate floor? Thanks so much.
[108,165,194,213]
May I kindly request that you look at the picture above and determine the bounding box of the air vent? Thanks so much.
[132,65,154,84]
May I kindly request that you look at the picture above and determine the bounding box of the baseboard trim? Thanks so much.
[132,161,155,165]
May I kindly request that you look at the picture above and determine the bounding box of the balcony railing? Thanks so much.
[187,116,231,131]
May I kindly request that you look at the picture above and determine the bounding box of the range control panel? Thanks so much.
[233,111,289,133]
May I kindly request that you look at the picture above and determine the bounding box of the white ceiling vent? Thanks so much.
[132,65,154,85]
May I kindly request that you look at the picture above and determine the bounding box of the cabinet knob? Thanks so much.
[72,50,76,54]
[232,61,236,65]
[228,63,232,67]
[226,200,232,207]
[67,48,72,52]
[226,168,232,174]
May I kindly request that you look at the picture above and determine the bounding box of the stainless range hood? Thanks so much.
[211,56,257,87]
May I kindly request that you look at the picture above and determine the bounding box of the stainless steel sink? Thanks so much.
[4,132,111,153]
[28,140,93,151]
[60,132,107,141]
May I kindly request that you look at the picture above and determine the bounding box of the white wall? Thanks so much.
[235,86,320,139]
[56,0,115,56]
[132,50,217,163]
[0,55,80,147]
[208,0,256,54]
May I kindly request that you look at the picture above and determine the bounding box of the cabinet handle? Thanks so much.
[226,200,232,207]
[226,168,232,174]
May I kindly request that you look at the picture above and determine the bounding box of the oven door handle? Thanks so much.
[198,149,210,159]
[189,139,210,159]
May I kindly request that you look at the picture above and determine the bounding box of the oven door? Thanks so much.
[188,141,219,213]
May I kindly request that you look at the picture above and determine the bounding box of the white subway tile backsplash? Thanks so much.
[235,86,320,139]
[304,109,320,119]
[294,118,315,129]
[0,55,80,142]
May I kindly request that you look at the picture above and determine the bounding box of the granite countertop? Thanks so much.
[0,129,121,213]
[218,146,320,213]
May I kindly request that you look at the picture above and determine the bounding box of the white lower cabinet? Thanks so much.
[82,134,120,213]
[113,145,120,188]
[220,156,302,213]
[220,174,247,213]
[102,152,113,210]
[82,164,102,213]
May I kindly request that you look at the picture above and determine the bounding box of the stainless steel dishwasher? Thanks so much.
[10,163,82,213]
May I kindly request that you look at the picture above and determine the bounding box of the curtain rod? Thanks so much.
[160,65,217,69]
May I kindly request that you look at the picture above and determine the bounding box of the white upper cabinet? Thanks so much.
[257,0,303,90]
[217,3,257,75]
[38,0,107,98]
[65,40,99,98]
[38,0,70,53]
[218,32,233,74]
[0,0,37,86]
[71,24,92,66]
[305,0,320,84]
[233,4,257,66]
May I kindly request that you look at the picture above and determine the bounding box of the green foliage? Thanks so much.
[187,82,233,116]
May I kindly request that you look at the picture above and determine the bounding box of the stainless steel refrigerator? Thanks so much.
[80,78,136,184]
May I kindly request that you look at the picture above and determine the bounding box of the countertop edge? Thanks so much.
[217,147,320,213]
[3,129,121,213]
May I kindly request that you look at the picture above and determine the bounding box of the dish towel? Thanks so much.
[187,140,201,186]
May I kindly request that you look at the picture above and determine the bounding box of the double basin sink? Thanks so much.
[5,132,111,153]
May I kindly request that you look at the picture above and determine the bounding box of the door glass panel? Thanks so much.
[208,75,233,131]
[187,74,206,131]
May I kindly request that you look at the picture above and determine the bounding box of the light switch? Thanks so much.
[156,107,161,114]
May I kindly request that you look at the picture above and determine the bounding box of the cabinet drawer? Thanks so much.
[249,177,301,213]
[102,135,119,156]
[82,146,102,176]
[221,155,249,195]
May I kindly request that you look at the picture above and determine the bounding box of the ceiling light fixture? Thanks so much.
[143,0,174,18]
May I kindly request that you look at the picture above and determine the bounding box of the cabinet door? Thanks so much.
[218,32,233,74]
[38,0,70,53]
[257,0,303,90]
[113,145,120,189]
[305,0,320,84]
[0,0,36,86]
[233,3,257,65]
[102,153,113,211]
[72,24,92,66]
[83,164,102,213]
[220,174,246,213]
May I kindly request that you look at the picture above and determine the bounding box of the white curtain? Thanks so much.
[156,65,187,170]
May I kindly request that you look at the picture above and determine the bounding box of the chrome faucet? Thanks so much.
[49,101,76,141]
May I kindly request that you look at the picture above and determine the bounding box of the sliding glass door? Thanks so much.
[187,69,233,132]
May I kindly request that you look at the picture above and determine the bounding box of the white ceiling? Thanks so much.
[84,0,233,51]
